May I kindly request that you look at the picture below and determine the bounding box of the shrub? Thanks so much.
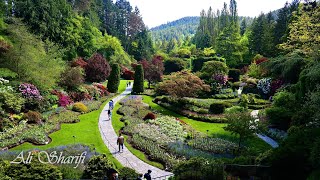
[107,63,120,93]
[228,69,241,82]
[59,67,84,90]
[93,83,109,97]
[72,102,88,113]
[58,94,73,107]
[132,64,144,94]
[239,94,249,109]
[201,61,228,80]
[0,91,25,113]
[83,154,115,179]
[71,57,88,68]
[164,57,187,74]
[85,53,111,82]
[173,157,224,180]
[69,92,91,102]
[257,78,272,95]
[118,167,139,179]
[156,71,210,98]
[273,91,296,109]
[19,83,42,100]
[212,73,228,85]
[266,107,292,130]
[225,106,245,114]
[22,111,42,124]
[209,102,231,114]
[143,112,156,120]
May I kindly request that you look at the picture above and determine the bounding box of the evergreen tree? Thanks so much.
[240,19,247,36]
[132,64,144,94]
[107,63,121,93]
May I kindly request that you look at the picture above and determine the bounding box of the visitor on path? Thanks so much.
[144,170,152,180]
[117,134,124,152]
[109,100,114,110]
[108,109,112,120]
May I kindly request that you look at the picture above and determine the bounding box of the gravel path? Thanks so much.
[251,110,279,148]
[98,85,173,179]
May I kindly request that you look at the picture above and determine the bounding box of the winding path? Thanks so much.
[98,85,173,179]
[251,110,279,148]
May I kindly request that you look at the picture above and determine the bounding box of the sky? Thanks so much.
[127,0,291,28]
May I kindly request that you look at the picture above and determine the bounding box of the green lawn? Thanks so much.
[11,98,123,168]
[111,100,165,169]
[142,95,272,152]
[103,80,131,93]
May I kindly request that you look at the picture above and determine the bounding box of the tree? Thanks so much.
[156,71,210,98]
[140,56,164,88]
[0,19,65,91]
[279,2,320,56]
[200,61,229,80]
[107,63,121,93]
[132,64,144,94]
[85,53,111,82]
[224,112,260,150]
[59,66,85,90]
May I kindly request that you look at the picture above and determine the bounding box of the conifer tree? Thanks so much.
[107,63,121,93]
[132,64,144,94]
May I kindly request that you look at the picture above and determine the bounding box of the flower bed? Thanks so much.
[188,137,237,154]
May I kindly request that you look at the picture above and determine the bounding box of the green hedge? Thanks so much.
[209,102,232,114]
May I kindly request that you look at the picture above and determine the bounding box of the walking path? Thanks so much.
[98,85,173,179]
[251,110,279,148]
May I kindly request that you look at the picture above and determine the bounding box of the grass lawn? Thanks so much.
[111,100,164,169]
[103,80,132,93]
[142,95,272,152]
[11,98,123,168]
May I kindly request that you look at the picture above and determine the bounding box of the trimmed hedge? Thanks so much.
[132,64,144,94]
[107,63,120,93]
[191,56,226,72]
[209,102,232,114]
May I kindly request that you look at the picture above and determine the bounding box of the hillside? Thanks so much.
[151,16,200,41]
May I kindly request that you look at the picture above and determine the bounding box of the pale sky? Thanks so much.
[127,0,291,28]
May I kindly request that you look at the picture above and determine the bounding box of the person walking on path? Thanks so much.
[117,134,124,152]
[109,100,114,110]
[108,109,112,120]
[144,170,152,180]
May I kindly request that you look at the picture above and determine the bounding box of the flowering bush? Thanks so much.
[58,94,73,107]
[69,92,92,102]
[19,83,42,100]
[257,78,272,94]
[93,83,109,96]
[212,73,228,85]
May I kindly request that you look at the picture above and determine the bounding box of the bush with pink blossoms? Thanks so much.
[58,94,73,107]
[212,73,228,85]
[19,83,42,100]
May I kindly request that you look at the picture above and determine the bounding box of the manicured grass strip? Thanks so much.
[142,95,272,152]
[11,98,123,169]
[111,100,164,169]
